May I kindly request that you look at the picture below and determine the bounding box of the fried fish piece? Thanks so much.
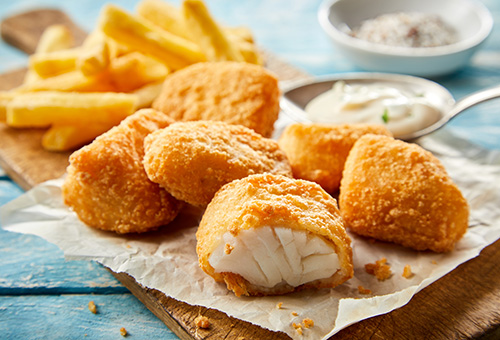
[143,121,292,207]
[278,123,392,193]
[152,61,280,137]
[339,134,469,252]
[196,174,353,297]
[62,108,182,234]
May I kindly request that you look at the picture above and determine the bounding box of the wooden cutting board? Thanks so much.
[1,9,500,340]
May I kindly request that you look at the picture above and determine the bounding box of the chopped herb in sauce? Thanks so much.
[382,108,389,123]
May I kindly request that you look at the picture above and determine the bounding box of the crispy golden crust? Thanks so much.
[152,61,280,137]
[339,134,469,252]
[196,174,353,296]
[143,121,292,207]
[62,109,182,234]
[278,123,392,193]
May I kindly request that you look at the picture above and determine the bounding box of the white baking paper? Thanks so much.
[1,123,500,340]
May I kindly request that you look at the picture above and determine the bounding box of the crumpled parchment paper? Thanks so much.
[2,121,500,339]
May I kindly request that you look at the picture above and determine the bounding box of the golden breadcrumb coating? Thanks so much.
[143,121,292,207]
[339,134,469,252]
[152,61,280,137]
[278,123,392,193]
[62,109,182,234]
[196,174,353,296]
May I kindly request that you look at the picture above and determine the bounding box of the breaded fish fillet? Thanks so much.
[62,109,182,234]
[196,174,353,297]
[152,61,280,137]
[278,123,392,193]
[143,120,292,207]
[339,134,469,252]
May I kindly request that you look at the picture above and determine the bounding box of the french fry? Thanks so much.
[98,4,206,70]
[15,70,116,93]
[78,42,110,77]
[233,40,263,65]
[182,0,244,62]
[224,26,255,44]
[28,48,80,78]
[0,91,16,122]
[42,123,113,151]
[136,0,192,40]
[25,25,75,84]
[130,80,164,109]
[108,52,169,92]
[6,92,137,128]
[35,24,75,53]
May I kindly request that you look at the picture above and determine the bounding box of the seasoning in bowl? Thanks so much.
[350,12,458,48]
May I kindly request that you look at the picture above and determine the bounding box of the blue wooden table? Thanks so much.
[1,0,499,339]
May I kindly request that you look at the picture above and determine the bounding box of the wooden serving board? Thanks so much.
[2,9,500,340]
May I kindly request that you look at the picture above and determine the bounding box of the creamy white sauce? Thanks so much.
[209,226,340,288]
[304,81,441,137]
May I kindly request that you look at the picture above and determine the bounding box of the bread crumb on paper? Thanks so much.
[276,302,283,309]
[365,257,392,281]
[195,315,211,329]
[302,318,314,329]
[358,285,372,295]
[402,264,414,278]
[291,311,298,316]
[292,322,303,335]
[88,301,97,314]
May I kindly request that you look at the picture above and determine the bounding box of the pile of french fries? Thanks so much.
[0,0,262,151]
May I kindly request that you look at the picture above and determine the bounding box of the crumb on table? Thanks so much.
[195,315,211,329]
[365,257,392,281]
[120,327,127,337]
[88,301,97,314]
[276,302,283,309]
[291,311,298,316]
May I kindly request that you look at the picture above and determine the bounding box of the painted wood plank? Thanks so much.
[0,294,179,339]
[0,228,127,294]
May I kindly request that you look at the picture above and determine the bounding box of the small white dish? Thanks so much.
[318,0,493,77]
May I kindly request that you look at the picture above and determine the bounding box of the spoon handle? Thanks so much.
[445,84,500,123]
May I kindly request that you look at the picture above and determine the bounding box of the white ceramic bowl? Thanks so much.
[318,0,493,77]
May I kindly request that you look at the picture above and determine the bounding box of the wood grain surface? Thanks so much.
[1,8,500,340]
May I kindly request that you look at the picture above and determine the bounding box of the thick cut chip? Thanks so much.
[98,4,206,70]
[6,92,137,128]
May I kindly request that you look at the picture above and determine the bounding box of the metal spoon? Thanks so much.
[280,73,500,141]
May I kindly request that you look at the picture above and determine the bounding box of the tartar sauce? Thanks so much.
[304,81,441,137]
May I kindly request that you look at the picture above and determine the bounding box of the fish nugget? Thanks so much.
[278,123,392,193]
[143,120,292,207]
[62,109,182,234]
[196,174,353,297]
[339,134,469,252]
[152,61,280,137]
